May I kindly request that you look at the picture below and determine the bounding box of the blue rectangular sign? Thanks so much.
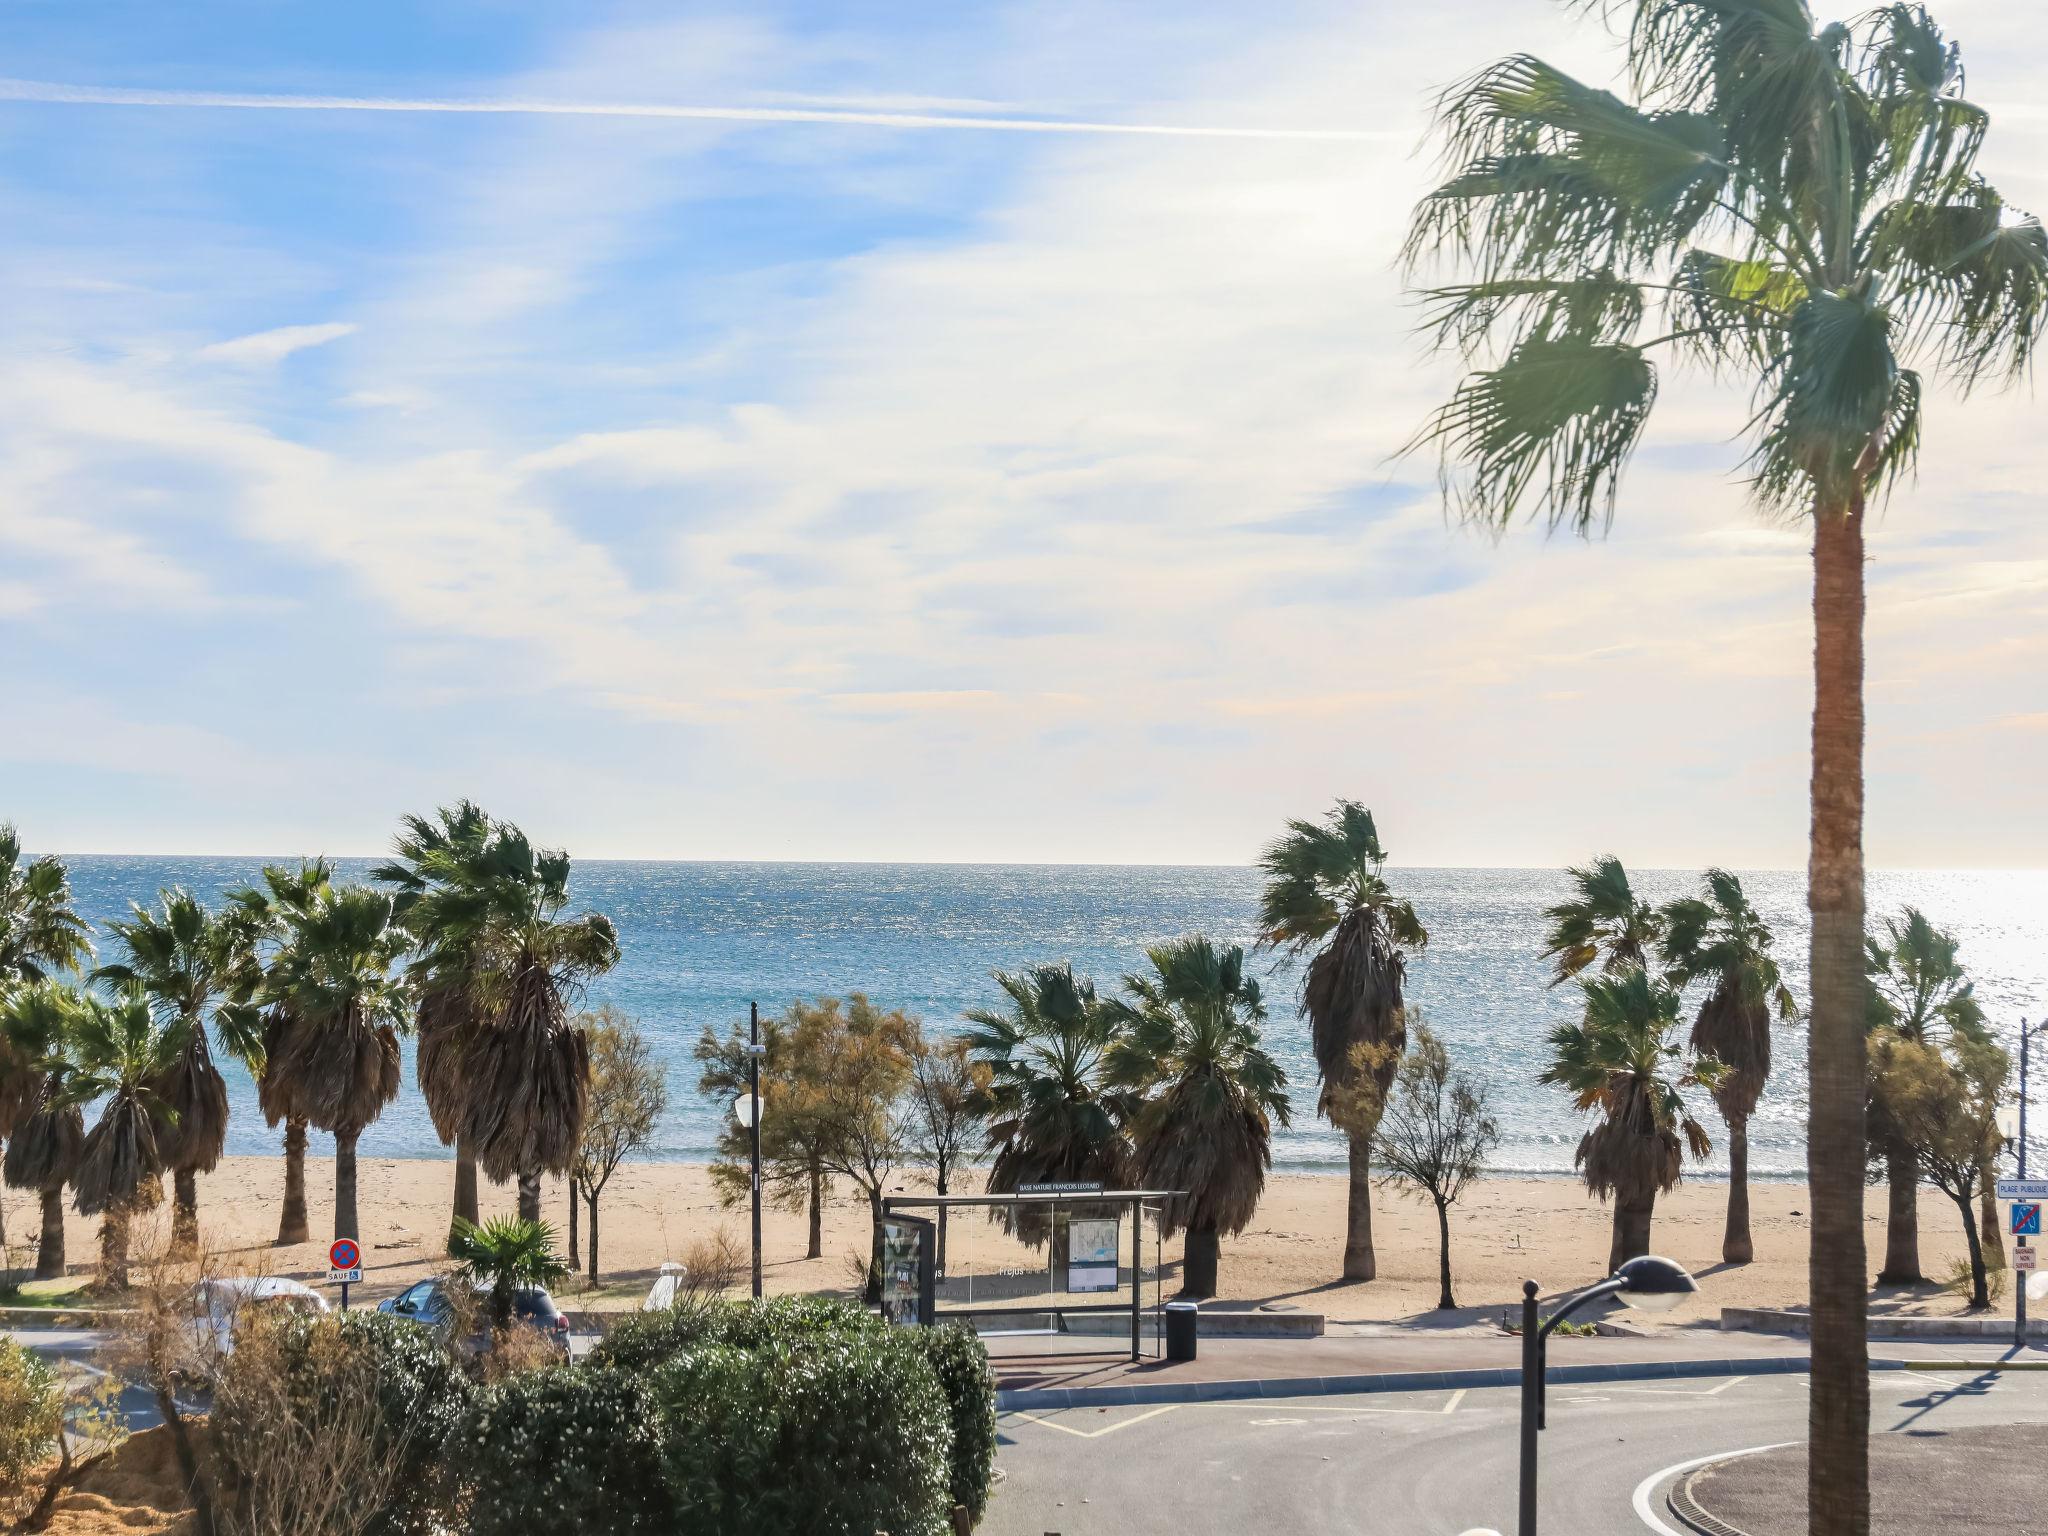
[2012,1202,2042,1238]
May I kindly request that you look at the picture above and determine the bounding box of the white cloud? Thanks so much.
[196,321,357,366]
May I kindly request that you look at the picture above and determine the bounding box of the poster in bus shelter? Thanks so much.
[879,1216,934,1325]
[1066,1217,1120,1293]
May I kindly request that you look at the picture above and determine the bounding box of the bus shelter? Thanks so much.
[878,1189,1179,1363]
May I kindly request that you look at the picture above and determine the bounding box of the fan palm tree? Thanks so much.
[260,884,408,1243]
[94,890,265,1257]
[224,859,334,1245]
[391,818,615,1222]
[0,825,95,988]
[1106,937,1291,1299]
[449,1216,569,1330]
[1404,6,2046,1521]
[1541,969,1723,1272]
[1660,870,1798,1263]
[0,827,94,1253]
[1866,906,1987,1283]
[0,983,87,1278]
[373,801,495,1244]
[1253,802,1427,1281]
[61,985,181,1288]
[1541,857,1662,986]
[962,963,1132,1253]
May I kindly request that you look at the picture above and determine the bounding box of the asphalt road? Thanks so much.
[986,1366,2048,1536]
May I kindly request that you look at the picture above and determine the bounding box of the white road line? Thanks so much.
[1607,1375,1749,1398]
[1444,1389,1468,1415]
[1631,1442,1799,1536]
[1005,1404,1183,1439]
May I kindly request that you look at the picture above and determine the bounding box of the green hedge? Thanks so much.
[652,1329,953,1536]
[454,1366,671,1536]
[211,1310,470,1536]
[916,1324,998,1523]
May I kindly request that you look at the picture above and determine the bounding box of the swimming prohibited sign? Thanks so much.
[327,1237,363,1283]
[2012,1203,2042,1238]
[2017,1247,2039,1273]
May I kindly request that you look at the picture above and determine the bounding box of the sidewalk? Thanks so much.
[988,1329,2048,1410]
[1671,1423,2035,1535]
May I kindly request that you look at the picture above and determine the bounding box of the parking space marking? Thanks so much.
[1604,1375,1749,1398]
[1004,1404,1183,1439]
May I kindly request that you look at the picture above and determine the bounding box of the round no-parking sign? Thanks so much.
[328,1237,362,1278]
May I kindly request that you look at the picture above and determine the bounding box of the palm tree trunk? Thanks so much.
[567,1184,580,1267]
[1978,1172,2005,1267]
[277,1116,311,1246]
[1723,1112,1754,1265]
[807,1162,824,1260]
[1342,1132,1378,1281]
[1806,493,1871,1536]
[99,1205,131,1290]
[1879,1141,1922,1283]
[1182,1222,1221,1299]
[35,1187,66,1280]
[1434,1197,1456,1310]
[1609,1193,1654,1272]
[171,1167,200,1259]
[587,1192,600,1287]
[517,1171,541,1223]
[334,1129,360,1243]
[451,1133,480,1235]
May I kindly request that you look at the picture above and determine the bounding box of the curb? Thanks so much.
[1668,1459,1752,1536]
[995,1354,1818,1412]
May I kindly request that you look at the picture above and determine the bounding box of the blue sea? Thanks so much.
[51,858,2048,1179]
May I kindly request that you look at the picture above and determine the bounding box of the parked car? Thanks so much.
[185,1276,329,1372]
[377,1276,571,1359]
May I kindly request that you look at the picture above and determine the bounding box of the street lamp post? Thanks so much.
[1518,1255,1697,1536]
[733,1001,766,1300]
[2015,1017,2046,1349]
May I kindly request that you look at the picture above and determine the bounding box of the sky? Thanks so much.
[1,0,2045,870]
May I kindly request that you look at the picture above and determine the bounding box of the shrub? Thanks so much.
[590,1292,875,1373]
[455,1366,671,1536]
[0,1338,62,1489]
[652,1326,952,1536]
[917,1324,997,1522]
[211,1310,470,1536]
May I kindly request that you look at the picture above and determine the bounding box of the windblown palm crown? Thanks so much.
[1406,3,2045,530]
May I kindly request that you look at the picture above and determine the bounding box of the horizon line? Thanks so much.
[0,77,1401,142]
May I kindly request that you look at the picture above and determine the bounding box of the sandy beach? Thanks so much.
[7,1156,2010,1330]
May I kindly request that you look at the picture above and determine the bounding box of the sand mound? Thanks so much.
[11,1427,201,1536]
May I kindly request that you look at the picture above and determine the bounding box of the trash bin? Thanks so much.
[1165,1300,1199,1362]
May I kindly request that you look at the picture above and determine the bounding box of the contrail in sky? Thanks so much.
[0,77,1397,142]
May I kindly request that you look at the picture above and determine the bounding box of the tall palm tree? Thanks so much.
[1404,6,2046,1521]
[1866,906,1986,1283]
[393,819,615,1222]
[224,859,333,1244]
[1541,857,1662,986]
[0,825,95,987]
[61,985,181,1288]
[373,801,496,1244]
[1106,937,1291,1299]
[94,890,264,1257]
[1253,801,1427,1281]
[0,983,87,1279]
[962,963,1132,1253]
[261,884,407,1243]
[1661,870,1798,1263]
[0,826,94,1253]
[1541,969,1722,1272]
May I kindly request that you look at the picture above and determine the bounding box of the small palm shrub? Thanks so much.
[455,1366,671,1536]
[0,1338,62,1489]
[212,1310,470,1536]
[653,1328,952,1536]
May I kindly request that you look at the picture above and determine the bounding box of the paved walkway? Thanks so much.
[1674,1423,2036,1535]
